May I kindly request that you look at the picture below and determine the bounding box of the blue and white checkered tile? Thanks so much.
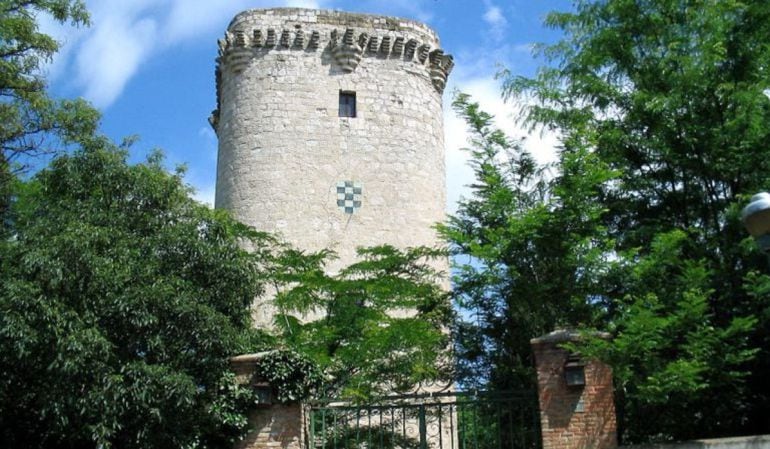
[336,181,362,214]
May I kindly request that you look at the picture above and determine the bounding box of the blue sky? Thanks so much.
[43,0,571,210]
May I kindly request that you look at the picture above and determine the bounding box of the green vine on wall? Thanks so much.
[252,350,324,403]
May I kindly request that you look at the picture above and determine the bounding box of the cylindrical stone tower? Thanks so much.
[212,8,453,326]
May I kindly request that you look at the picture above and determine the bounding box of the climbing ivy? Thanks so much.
[253,350,325,403]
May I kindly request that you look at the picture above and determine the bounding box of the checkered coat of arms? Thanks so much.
[336,181,362,214]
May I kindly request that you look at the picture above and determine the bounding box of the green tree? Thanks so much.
[497,0,770,441]
[267,244,452,401]
[0,0,99,223]
[0,0,454,445]
[571,230,757,442]
[0,142,272,449]
[440,94,614,392]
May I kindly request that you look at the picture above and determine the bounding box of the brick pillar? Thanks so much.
[230,353,304,449]
[531,330,617,449]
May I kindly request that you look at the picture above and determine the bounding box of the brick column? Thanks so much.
[531,330,617,449]
[230,353,304,449]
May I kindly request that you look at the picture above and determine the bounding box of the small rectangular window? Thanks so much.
[339,91,356,118]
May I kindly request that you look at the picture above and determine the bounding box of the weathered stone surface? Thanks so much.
[211,8,452,121]
[623,435,770,449]
[214,8,451,327]
[235,404,303,449]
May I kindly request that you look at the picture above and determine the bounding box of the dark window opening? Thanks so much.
[339,91,356,118]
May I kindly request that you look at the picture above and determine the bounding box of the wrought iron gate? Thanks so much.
[308,390,541,449]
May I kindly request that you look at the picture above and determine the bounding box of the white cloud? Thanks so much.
[482,1,507,41]
[75,14,157,108]
[163,0,254,44]
[442,9,550,214]
[483,5,506,27]
[444,74,559,214]
[49,0,331,109]
[37,12,88,81]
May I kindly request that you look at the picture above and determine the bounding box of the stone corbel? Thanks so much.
[392,36,405,56]
[309,30,321,49]
[293,27,304,47]
[417,44,431,64]
[404,39,418,60]
[279,29,291,48]
[252,29,263,47]
[429,49,453,93]
[332,28,364,72]
[224,30,253,74]
[380,36,391,55]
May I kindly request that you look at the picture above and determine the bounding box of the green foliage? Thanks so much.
[253,350,324,403]
[0,1,99,223]
[0,0,453,444]
[0,143,271,449]
[440,93,615,391]
[268,244,452,401]
[208,372,262,442]
[574,231,757,442]
[492,0,770,442]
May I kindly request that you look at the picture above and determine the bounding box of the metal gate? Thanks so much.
[308,390,541,449]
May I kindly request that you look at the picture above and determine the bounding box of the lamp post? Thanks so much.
[741,192,770,252]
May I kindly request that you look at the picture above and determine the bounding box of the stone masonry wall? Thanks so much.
[235,404,303,449]
[532,330,617,449]
[213,8,452,327]
[230,353,303,449]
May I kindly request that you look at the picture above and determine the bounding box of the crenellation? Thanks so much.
[211,11,452,127]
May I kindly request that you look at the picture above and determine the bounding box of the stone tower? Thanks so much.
[212,8,453,326]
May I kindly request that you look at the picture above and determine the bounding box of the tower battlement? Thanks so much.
[210,8,453,132]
